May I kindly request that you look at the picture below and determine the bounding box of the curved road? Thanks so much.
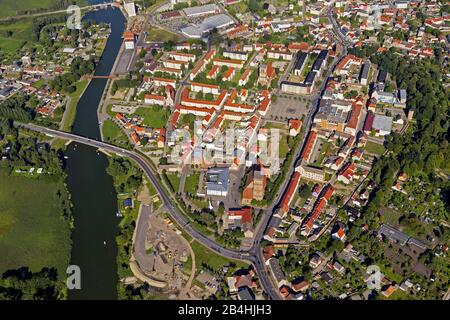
[15,122,274,289]
[13,4,351,301]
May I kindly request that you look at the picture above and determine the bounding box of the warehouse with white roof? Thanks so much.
[181,14,234,38]
[183,4,220,17]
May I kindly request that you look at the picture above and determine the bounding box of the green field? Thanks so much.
[190,240,247,272]
[365,140,385,155]
[184,172,199,194]
[166,173,181,193]
[0,168,71,278]
[102,119,130,149]
[279,134,290,159]
[312,139,331,166]
[178,113,196,130]
[146,27,181,43]
[226,1,249,16]
[134,106,170,128]
[0,18,34,53]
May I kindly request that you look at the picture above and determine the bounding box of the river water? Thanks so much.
[65,3,125,299]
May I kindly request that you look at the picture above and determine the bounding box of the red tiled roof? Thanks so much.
[228,207,252,224]
[363,113,375,132]
[280,171,301,213]
[301,130,317,161]
[289,119,302,131]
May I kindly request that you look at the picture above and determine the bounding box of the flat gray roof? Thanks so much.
[360,61,370,80]
[183,4,220,16]
[379,224,409,245]
[269,258,285,283]
[181,14,234,38]
[294,52,308,71]
[205,167,229,192]
[373,114,393,133]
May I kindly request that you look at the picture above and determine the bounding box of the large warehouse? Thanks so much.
[181,14,234,38]
[183,4,220,17]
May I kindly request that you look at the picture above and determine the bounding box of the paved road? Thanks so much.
[133,204,155,274]
[16,49,343,300]
[0,3,112,22]
[245,3,352,299]
[13,4,352,301]
[15,122,271,286]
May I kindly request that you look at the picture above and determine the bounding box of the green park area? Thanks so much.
[0,168,71,279]
[279,134,290,159]
[184,172,200,194]
[134,106,170,128]
[102,119,131,149]
[178,113,196,130]
[0,18,34,54]
[365,140,385,155]
[146,27,181,43]
[165,173,181,193]
[312,139,331,167]
[190,240,247,273]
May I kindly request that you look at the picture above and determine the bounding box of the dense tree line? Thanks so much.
[105,156,149,299]
[364,51,449,218]
[17,0,79,16]
[106,157,143,193]
[50,56,96,93]
[0,267,63,300]
[31,14,68,42]
[0,94,34,122]
[0,119,63,174]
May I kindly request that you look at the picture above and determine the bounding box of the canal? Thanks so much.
[65,3,126,299]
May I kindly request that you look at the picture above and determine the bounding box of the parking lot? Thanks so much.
[266,95,311,121]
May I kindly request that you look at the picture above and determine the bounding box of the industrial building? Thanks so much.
[183,4,220,17]
[181,14,235,38]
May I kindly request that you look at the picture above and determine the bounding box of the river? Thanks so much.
[65,2,126,300]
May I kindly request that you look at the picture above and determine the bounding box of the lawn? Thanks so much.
[0,18,34,54]
[146,178,158,197]
[190,197,209,210]
[190,240,248,272]
[263,121,288,130]
[134,106,170,128]
[32,78,46,89]
[179,113,196,130]
[61,79,89,132]
[184,172,199,194]
[279,134,290,159]
[0,0,87,54]
[226,1,249,16]
[0,168,71,279]
[365,141,385,155]
[102,119,130,149]
[166,173,181,193]
[146,27,181,43]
